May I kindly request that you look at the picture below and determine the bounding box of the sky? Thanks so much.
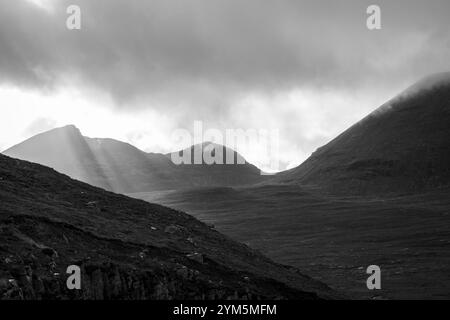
[1,0,449,172]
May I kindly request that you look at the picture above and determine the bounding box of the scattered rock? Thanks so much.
[41,247,58,258]
[164,225,185,235]
[87,201,99,208]
[186,252,204,264]
[138,249,148,260]
[176,266,189,279]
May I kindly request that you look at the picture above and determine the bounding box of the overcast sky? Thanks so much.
[1,0,449,171]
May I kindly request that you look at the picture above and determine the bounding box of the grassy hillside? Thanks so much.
[132,184,450,299]
[0,154,337,300]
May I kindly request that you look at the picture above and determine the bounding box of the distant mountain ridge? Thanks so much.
[4,73,450,195]
[167,142,264,187]
[276,72,450,194]
[3,126,267,193]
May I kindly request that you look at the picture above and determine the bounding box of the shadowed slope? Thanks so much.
[132,183,450,299]
[276,73,450,194]
[167,142,267,187]
[0,154,339,300]
[84,137,178,193]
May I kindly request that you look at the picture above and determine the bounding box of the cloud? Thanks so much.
[1,0,449,170]
[1,0,449,107]
[24,117,57,136]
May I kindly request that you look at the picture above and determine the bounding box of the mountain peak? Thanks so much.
[395,72,450,102]
[61,124,79,129]
[170,141,250,165]
[414,72,450,88]
[53,124,82,134]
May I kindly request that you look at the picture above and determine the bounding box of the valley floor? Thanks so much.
[131,185,450,299]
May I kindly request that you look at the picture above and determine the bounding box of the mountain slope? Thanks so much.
[83,137,178,193]
[0,154,338,299]
[3,127,267,193]
[277,73,450,194]
[2,125,112,190]
[167,142,266,187]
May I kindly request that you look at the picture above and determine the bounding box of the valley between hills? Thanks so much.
[2,73,450,299]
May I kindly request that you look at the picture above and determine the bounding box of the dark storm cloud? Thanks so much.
[0,0,449,109]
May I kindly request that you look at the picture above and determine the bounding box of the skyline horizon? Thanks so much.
[3,71,449,173]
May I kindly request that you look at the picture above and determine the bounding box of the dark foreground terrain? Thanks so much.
[132,184,450,300]
[0,154,338,300]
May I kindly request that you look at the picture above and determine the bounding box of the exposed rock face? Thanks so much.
[0,154,339,300]
[1,260,273,300]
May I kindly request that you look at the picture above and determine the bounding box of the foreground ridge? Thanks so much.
[0,154,339,300]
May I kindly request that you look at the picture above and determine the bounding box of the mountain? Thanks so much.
[83,136,178,192]
[167,142,266,187]
[0,153,338,300]
[129,74,450,299]
[2,125,111,190]
[3,126,267,194]
[276,72,450,194]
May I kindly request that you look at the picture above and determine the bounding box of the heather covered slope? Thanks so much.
[276,73,450,194]
[133,184,450,299]
[0,154,337,300]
